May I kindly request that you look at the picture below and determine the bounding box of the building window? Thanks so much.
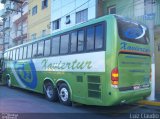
[32,5,37,16]
[31,33,36,40]
[52,19,61,30]
[76,9,88,24]
[42,0,48,9]
[108,5,116,14]
[42,30,46,36]
[66,15,71,24]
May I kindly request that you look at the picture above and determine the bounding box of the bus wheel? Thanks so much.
[58,83,72,106]
[44,81,58,102]
[6,76,11,88]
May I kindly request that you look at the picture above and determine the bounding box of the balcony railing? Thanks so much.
[12,26,28,41]
[12,4,28,23]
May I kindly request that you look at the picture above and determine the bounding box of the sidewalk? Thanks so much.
[138,92,160,106]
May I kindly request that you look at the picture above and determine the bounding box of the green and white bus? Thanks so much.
[3,15,151,106]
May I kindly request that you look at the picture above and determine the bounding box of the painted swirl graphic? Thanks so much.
[14,60,38,89]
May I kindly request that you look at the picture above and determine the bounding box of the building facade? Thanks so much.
[11,0,28,45]
[51,0,97,33]
[0,0,28,49]
[28,0,50,40]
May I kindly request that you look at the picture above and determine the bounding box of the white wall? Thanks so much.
[51,0,96,33]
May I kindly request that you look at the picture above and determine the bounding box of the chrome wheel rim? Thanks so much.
[59,88,68,102]
[46,85,53,99]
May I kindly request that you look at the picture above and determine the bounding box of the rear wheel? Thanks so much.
[58,83,72,106]
[44,81,58,102]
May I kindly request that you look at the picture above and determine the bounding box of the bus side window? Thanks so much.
[37,41,44,57]
[60,34,69,54]
[86,26,94,51]
[51,36,60,56]
[78,30,84,52]
[13,50,16,60]
[44,39,51,56]
[27,44,32,58]
[32,43,38,58]
[71,32,77,53]
[95,24,104,50]
[23,46,27,59]
[10,50,13,60]
[19,47,23,60]
[16,48,19,60]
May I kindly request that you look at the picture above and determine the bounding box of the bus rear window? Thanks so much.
[117,17,149,44]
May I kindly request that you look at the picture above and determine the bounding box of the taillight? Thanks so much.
[111,67,119,87]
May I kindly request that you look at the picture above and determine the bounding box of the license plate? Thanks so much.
[133,85,140,90]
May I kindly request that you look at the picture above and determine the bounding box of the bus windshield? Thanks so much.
[117,17,149,45]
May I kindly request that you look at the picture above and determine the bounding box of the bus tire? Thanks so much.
[44,81,58,102]
[6,76,11,88]
[58,83,72,106]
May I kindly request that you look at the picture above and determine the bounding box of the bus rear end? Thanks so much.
[109,16,151,105]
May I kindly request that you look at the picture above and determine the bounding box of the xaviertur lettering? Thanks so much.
[121,42,150,53]
[41,59,92,71]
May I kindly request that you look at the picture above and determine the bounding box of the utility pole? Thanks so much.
[145,0,155,101]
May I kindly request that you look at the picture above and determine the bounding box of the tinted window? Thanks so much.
[4,52,7,60]
[32,43,38,58]
[71,32,77,53]
[44,39,51,56]
[60,34,69,54]
[23,46,27,59]
[52,36,60,55]
[27,44,32,58]
[87,26,94,51]
[19,47,23,60]
[38,41,44,57]
[117,17,149,44]
[95,24,103,49]
[16,49,19,60]
[9,51,13,60]
[12,50,16,60]
[78,30,84,52]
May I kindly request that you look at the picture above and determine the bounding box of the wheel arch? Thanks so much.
[43,77,56,93]
[56,78,72,100]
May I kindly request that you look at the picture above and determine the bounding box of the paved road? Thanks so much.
[0,86,160,119]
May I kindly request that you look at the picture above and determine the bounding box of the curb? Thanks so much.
[138,100,160,106]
